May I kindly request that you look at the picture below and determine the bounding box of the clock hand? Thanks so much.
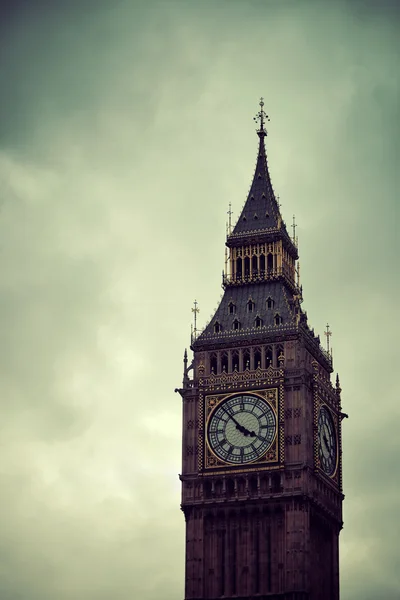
[222,409,253,437]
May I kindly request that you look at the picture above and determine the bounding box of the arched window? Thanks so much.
[267,253,274,273]
[271,473,281,493]
[221,352,228,372]
[228,301,236,314]
[267,296,274,310]
[232,350,239,371]
[244,256,250,278]
[249,476,258,495]
[275,313,283,325]
[255,316,263,328]
[247,299,255,313]
[265,346,273,368]
[215,480,223,496]
[226,479,235,497]
[210,353,217,374]
[236,257,242,280]
[260,254,265,275]
[214,321,221,334]
[254,347,262,369]
[252,255,258,276]
[204,480,212,499]
[237,478,246,495]
[233,319,241,331]
[243,348,250,370]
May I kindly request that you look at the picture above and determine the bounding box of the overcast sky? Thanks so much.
[0,1,399,598]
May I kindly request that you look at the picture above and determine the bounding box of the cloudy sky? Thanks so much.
[0,1,398,598]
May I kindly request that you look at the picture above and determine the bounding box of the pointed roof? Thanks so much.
[231,132,280,235]
[194,280,297,346]
[228,100,293,251]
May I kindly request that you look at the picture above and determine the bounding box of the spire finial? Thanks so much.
[324,323,332,355]
[192,300,200,339]
[227,202,233,234]
[292,214,297,245]
[253,97,270,136]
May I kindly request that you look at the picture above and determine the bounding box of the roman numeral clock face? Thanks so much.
[207,394,277,464]
[317,405,337,476]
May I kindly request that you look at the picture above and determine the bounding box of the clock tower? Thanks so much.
[177,100,346,600]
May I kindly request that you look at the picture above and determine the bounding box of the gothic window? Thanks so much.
[249,476,258,495]
[226,479,235,497]
[236,257,242,280]
[252,254,258,275]
[242,216,247,222]
[214,321,221,334]
[247,299,255,312]
[244,256,250,278]
[210,353,217,374]
[243,348,250,370]
[254,213,258,220]
[265,212,269,218]
[254,347,262,369]
[215,480,223,496]
[232,350,239,371]
[228,301,236,314]
[204,480,212,499]
[271,473,281,493]
[267,253,274,272]
[233,318,241,331]
[237,478,246,495]
[260,254,265,275]
[275,313,283,325]
[255,316,263,328]
[267,296,274,310]
[265,345,273,368]
[221,352,228,372]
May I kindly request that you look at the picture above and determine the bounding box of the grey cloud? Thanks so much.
[0,1,398,599]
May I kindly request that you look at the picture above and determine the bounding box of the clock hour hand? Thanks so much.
[223,409,253,437]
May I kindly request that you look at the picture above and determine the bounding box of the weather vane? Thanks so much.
[324,323,332,355]
[253,97,270,133]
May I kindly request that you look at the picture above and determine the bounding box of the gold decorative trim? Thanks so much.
[200,388,282,472]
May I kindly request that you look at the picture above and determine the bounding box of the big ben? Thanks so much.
[177,100,346,600]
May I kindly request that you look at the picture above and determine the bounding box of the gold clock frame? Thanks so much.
[201,388,281,472]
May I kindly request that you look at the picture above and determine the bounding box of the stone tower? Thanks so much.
[177,100,346,600]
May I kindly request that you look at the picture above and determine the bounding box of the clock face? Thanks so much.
[207,394,276,464]
[317,405,337,476]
